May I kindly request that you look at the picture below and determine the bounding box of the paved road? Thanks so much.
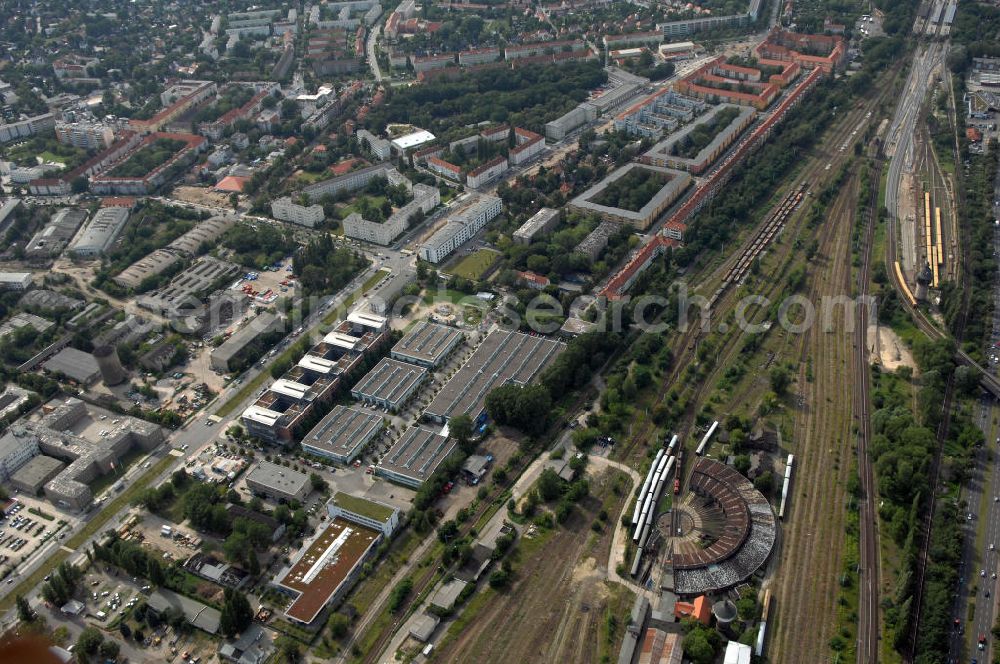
[367,24,383,82]
[953,148,1000,663]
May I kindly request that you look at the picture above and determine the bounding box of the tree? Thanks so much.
[754,471,775,496]
[310,472,328,493]
[119,621,132,639]
[681,624,720,664]
[485,383,552,437]
[71,176,89,194]
[76,627,104,657]
[276,636,302,663]
[437,520,459,543]
[327,612,350,639]
[537,468,565,502]
[737,594,758,620]
[219,588,253,637]
[229,192,240,211]
[99,640,120,660]
[16,595,34,622]
[449,414,474,452]
[769,366,791,396]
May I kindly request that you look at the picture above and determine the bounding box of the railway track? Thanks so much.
[883,153,972,663]
[710,183,808,306]
[613,76,900,468]
[854,156,882,664]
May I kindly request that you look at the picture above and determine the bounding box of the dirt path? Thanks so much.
[769,173,858,662]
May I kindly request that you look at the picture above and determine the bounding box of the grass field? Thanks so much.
[446,249,499,280]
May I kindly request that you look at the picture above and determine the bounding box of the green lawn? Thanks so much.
[216,269,390,418]
[39,151,68,164]
[446,249,500,280]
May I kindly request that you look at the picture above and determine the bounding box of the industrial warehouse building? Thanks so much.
[68,206,130,257]
[568,164,692,230]
[245,460,311,503]
[11,455,64,494]
[42,348,101,385]
[351,358,427,412]
[275,517,382,624]
[114,216,236,289]
[390,321,464,368]
[137,256,241,317]
[0,397,162,510]
[326,492,400,537]
[26,208,88,258]
[376,426,456,488]
[210,312,285,372]
[301,405,384,464]
[423,329,565,423]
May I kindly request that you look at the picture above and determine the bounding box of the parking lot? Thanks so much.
[0,496,73,582]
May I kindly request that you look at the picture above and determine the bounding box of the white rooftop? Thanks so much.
[242,405,282,426]
[298,355,336,373]
[390,130,436,151]
[323,331,361,350]
[348,310,387,330]
[270,379,310,400]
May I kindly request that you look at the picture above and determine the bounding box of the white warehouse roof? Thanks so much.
[390,130,436,151]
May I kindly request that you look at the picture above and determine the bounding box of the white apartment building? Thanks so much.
[357,129,391,161]
[465,156,508,189]
[418,194,502,263]
[342,183,439,245]
[55,121,116,150]
[271,197,326,228]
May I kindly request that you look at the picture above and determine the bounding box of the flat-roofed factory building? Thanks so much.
[245,460,311,503]
[326,491,400,537]
[390,321,464,369]
[275,518,381,625]
[301,405,384,464]
[376,426,456,488]
[351,358,427,412]
[423,330,564,423]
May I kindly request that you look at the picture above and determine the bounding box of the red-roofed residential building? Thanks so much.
[427,156,463,181]
[413,145,444,164]
[215,175,250,193]
[510,127,544,166]
[673,595,711,625]
[129,80,217,134]
[459,47,501,66]
[515,270,550,290]
[755,28,846,74]
[466,155,508,188]
[479,124,509,143]
[663,219,687,241]
[411,53,456,72]
[101,197,137,209]
[199,84,281,140]
[504,39,588,60]
[88,132,207,195]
